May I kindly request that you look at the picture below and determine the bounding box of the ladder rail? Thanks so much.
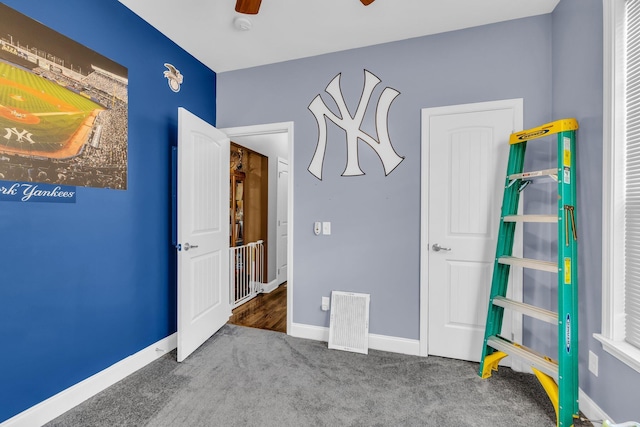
[478,140,527,370]
[556,127,580,419]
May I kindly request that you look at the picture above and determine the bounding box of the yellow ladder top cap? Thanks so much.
[509,118,579,145]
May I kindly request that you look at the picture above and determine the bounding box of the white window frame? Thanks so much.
[597,0,640,374]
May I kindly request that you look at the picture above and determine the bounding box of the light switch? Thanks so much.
[321,296,330,311]
[322,222,331,235]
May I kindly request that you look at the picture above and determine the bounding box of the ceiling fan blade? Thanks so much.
[360,0,375,5]
[236,0,262,14]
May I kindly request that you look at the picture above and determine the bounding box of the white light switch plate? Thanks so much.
[322,222,331,235]
[589,350,598,376]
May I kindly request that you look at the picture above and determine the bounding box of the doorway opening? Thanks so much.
[222,122,293,334]
[229,142,268,308]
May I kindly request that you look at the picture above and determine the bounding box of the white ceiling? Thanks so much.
[117,0,560,73]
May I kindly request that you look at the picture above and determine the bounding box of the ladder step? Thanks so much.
[503,214,558,223]
[508,168,557,180]
[498,256,557,273]
[487,336,558,379]
[492,296,558,324]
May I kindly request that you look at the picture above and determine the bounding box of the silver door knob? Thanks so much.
[432,243,451,252]
[184,242,199,251]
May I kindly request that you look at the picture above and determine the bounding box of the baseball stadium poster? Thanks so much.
[0,3,128,194]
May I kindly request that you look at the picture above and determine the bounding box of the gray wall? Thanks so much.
[218,15,553,340]
[553,0,640,422]
[219,1,640,420]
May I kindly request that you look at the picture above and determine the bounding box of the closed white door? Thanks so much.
[421,99,523,362]
[276,158,289,284]
[177,107,230,362]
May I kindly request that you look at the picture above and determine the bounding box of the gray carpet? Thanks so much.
[47,324,571,427]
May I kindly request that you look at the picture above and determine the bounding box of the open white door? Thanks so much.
[276,157,289,284]
[420,99,523,362]
[177,107,230,362]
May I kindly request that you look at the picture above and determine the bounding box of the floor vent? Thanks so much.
[328,291,370,354]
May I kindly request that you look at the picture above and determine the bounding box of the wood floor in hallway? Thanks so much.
[228,282,287,333]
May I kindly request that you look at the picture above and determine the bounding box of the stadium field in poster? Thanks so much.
[0,3,128,190]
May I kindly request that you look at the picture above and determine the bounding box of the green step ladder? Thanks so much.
[478,118,579,427]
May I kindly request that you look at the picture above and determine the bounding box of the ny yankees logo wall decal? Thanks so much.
[308,69,404,180]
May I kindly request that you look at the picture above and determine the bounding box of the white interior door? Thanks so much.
[276,158,289,284]
[177,107,230,362]
[420,99,523,362]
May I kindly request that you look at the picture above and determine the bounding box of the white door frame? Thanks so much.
[222,122,294,335]
[419,99,524,361]
[276,157,289,285]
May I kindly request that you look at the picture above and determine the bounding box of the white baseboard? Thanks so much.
[289,322,420,356]
[260,279,280,294]
[579,388,611,424]
[1,334,177,427]
[369,332,421,356]
[290,322,329,341]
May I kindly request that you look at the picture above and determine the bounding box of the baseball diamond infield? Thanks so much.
[0,72,105,159]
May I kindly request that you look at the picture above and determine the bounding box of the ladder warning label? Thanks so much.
[564,167,570,184]
[564,258,571,284]
[566,314,571,353]
[563,137,571,167]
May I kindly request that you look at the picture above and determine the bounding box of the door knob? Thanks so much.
[432,243,451,252]
[184,242,199,251]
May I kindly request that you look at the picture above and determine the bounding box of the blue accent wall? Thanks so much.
[0,0,216,421]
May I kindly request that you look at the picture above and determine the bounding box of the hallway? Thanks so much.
[228,283,286,333]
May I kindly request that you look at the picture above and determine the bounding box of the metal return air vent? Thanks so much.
[328,291,370,354]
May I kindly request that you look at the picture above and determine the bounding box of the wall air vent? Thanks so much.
[328,291,370,354]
